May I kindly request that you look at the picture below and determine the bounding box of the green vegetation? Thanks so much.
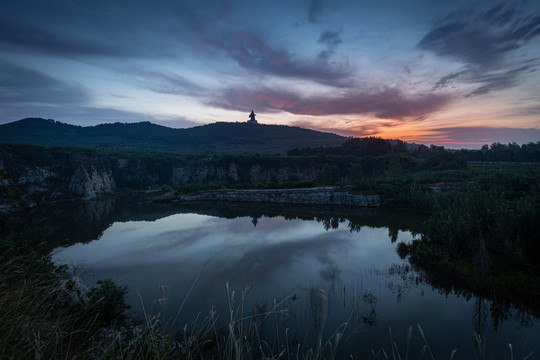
[391,164,540,316]
[2,123,540,358]
[456,141,540,162]
[287,146,540,316]
[0,240,117,359]
[0,141,465,205]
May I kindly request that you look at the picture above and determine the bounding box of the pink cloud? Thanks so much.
[211,87,451,120]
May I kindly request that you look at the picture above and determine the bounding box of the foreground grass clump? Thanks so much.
[0,240,349,359]
[0,241,96,358]
[0,241,188,359]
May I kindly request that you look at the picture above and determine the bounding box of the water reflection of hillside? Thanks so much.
[8,196,538,333]
[387,262,540,328]
[176,201,425,240]
[3,195,183,248]
[4,196,425,249]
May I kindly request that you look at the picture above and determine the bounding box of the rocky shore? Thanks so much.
[178,187,380,207]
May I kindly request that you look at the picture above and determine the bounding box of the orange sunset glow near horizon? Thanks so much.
[1,0,539,148]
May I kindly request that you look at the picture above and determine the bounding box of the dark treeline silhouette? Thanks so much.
[289,137,405,156]
[456,141,540,162]
[289,137,540,163]
[288,136,450,158]
[288,137,466,171]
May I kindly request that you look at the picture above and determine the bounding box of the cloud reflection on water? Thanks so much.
[52,210,540,358]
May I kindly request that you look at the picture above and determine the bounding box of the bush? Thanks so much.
[375,183,396,201]
[88,278,130,325]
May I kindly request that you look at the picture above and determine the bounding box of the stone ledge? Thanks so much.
[178,187,380,207]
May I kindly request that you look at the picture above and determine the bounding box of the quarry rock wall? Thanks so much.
[178,188,380,207]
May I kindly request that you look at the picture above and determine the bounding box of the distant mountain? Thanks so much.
[0,118,346,153]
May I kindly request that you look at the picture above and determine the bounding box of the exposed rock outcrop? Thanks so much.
[0,145,117,211]
[178,188,380,207]
[170,163,318,185]
[69,164,115,200]
[0,144,366,211]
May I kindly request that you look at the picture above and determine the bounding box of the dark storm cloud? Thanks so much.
[210,86,451,120]
[0,60,88,104]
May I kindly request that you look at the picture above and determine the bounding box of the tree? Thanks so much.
[317,164,340,185]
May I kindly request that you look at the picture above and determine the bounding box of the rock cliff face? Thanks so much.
[68,164,115,200]
[170,163,318,185]
[0,146,116,211]
[0,144,363,211]
[178,188,380,207]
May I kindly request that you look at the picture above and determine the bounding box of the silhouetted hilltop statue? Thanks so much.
[248,110,258,124]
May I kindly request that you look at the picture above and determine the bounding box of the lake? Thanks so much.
[8,196,539,358]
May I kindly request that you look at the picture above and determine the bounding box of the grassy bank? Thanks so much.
[0,240,206,359]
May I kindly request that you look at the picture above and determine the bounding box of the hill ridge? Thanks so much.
[0,118,346,154]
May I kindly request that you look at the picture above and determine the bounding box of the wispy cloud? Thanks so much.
[418,4,540,67]
[308,0,325,23]
[0,19,124,58]
[0,60,88,104]
[465,64,537,97]
[429,126,540,146]
[421,3,540,97]
[318,29,342,60]
[431,70,469,91]
[172,3,353,86]
[432,61,538,96]
[134,70,206,96]
[203,31,353,87]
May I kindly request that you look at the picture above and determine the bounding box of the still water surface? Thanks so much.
[15,198,538,358]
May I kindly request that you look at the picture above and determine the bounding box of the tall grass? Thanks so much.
[0,245,535,359]
[0,245,99,359]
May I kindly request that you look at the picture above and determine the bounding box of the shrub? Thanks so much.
[87,278,130,325]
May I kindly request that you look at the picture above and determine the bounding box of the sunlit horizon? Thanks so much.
[1,0,539,148]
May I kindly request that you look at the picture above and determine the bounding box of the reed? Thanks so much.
[0,245,100,359]
[0,245,535,359]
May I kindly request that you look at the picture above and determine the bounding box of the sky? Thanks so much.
[1,0,540,148]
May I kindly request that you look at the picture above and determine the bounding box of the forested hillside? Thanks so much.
[0,118,346,153]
